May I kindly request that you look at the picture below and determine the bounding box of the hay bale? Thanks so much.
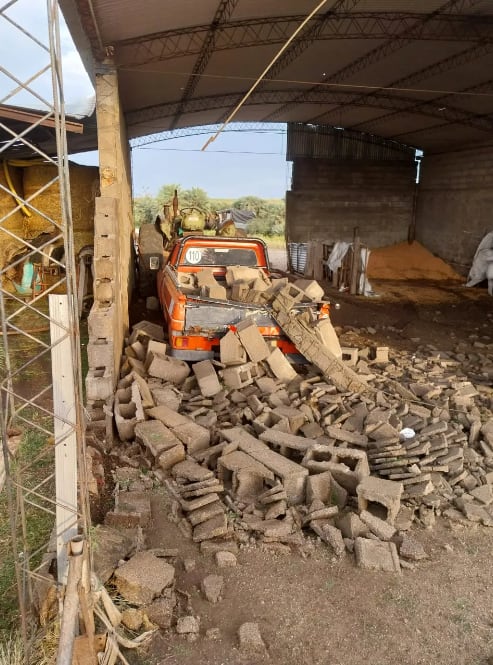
[0,164,26,232]
[23,163,99,236]
[0,165,28,276]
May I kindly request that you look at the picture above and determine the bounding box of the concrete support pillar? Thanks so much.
[85,60,133,405]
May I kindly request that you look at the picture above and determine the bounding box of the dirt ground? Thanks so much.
[131,277,493,665]
[136,490,493,665]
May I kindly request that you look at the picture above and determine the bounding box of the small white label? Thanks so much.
[185,248,202,264]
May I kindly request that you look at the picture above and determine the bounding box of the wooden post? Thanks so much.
[56,542,83,665]
[49,295,78,585]
[350,227,361,295]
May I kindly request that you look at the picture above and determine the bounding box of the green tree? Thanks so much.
[133,194,159,228]
[181,186,209,211]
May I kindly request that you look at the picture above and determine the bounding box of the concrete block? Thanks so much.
[314,318,342,359]
[360,510,396,541]
[174,422,210,454]
[371,346,389,363]
[94,278,115,303]
[94,196,118,235]
[340,347,359,366]
[327,448,370,494]
[225,266,263,286]
[85,367,114,401]
[87,339,114,368]
[114,386,144,441]
[88,302,115,340]
[220,330,247,366]
[193,513,228,542]
[105,492,151,528]
[94,232,116,260]
[189,502,224,527]
[130,340,146,362]
[113,551,175,605]
[147,352,190,384]
[221,363,254,389]
[147,405,210,453]
[146,340,168,367]
[193,360,221,396]
[272,405,306,433]
[202,284,227,300]
[231,282,250,301]
[217,451,273,501]
[336,512,368,539]
[306,471,331,504]
[158,444,186,470]
[129,320,165,344]
[312,523,345,557]
[130,371,154,409]
[272,283,308,312]
[293,278,324,301]
[196,268,218,287]
[236,317,270,362]
[356,476,403,524]
[94,256,115,281]
[135,420,181,457]
[301,444,333,473]
[222,427,308,505]
[266,348,297,383]
[354,537,401,573]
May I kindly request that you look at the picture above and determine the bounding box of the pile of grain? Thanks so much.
[367,241,461,281]
[23,163,99,235]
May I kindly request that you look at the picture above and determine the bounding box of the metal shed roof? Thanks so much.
[60,0,493,152]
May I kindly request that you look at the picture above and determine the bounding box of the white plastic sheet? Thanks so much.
[466,231,493,295]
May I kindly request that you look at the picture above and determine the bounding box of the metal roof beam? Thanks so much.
[125,88,493,137]
[389,78,493,140]
[114,12,493,67]
[263,0,485,122]
[311,41,493,125]
[169,0,239,130]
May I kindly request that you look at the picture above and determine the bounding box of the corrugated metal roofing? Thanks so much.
[60,0,493,153]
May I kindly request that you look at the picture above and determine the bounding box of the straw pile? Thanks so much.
[0,165,27,276]
[23,164,99,235]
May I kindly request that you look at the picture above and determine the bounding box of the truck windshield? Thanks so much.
[181,246,259,267]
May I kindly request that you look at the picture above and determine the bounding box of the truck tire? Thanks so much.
[137,223,164,298]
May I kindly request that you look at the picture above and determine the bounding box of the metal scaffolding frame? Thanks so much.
[0,0,89,658]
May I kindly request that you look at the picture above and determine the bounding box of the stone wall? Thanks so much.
[415,144,493,276]
[286,158,416,248]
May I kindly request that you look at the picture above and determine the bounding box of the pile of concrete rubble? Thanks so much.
[84,281,493,585]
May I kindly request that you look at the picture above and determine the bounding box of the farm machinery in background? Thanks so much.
[136,189,255,297]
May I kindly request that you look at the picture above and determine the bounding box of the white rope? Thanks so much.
[201,0,329,150]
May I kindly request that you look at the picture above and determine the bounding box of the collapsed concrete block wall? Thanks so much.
[86,61,134,403]
[286,158,416,247]
[415,144,493,276]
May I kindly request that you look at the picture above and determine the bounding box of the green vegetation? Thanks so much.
[0,426,54,634]
[133,184,285,237]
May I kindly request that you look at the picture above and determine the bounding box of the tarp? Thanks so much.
[217,208,255,231]
[466,231,493,295]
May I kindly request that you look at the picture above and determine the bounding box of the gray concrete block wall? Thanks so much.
[286,158,416,247]
[415,144,493,276]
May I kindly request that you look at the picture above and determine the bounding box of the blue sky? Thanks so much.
[0,0,289,200]
[74,129,290,200]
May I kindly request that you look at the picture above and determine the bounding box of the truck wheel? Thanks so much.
[137,223,164,298]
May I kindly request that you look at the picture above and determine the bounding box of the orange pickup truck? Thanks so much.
[157,235,330,361]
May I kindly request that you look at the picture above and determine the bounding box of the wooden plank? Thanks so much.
[49,295,78,585]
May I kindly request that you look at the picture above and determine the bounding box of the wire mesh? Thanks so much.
[0,0,90,657]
